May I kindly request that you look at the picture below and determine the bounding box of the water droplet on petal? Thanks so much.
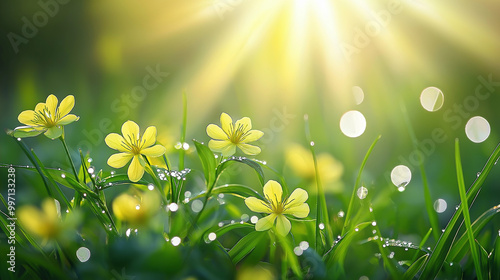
[465,116,490,143]
[340,110,366,138]
[420,87,444,112]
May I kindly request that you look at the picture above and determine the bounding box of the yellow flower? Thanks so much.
[245,180,309,236]
[18,199,61,240]
[207,112,264,157]
[286,144,344,193]
[112,191,160,225]
[105,120,166,182]
[14,94,79,139]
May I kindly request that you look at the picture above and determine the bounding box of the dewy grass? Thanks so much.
[3,93,500,279]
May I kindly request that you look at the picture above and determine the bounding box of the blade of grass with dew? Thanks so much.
[202,223,254,243]
[275,231,303,278]
[304,114,332,252]
[400,102,440,242]
[491,234,500,279]
[419,141,500,279]
[411,228,433,264]
[179,91,188,170]
[342,135,381,236]
[454,139,483,280]
[447,203,500,262]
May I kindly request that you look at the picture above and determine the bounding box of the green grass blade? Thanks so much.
[403,254,428,280]
[228,230,266,264]
[454,139,483,280]
[420,141,500,279]
[192,184,265,201]
[304,115,332,252]
[342,135,381,236]
[193,140,217,187]
[447,204,500,262]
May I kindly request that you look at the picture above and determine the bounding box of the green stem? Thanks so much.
[59,135,79,183]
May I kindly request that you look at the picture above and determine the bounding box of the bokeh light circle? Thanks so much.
[352,86,364,105]
[390,165,412,189]
[465,116,490,143]
[420,87,444,112]
[340,110,366,138]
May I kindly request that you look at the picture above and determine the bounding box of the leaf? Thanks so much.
[216,157,265,186]
[228,230,266,264]
[193,140,217,187]
[98,174,150,189]
[403,254,428,280]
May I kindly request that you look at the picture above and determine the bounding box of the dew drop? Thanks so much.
[391,165,411,189]
[420,87,444,112]
[76,247,91,262]
[433,198,447,213]
[241,214,249,222]
[184,191,192,198]
[87,158,93,163]
[174,142,182,149]
[352,86,365,105]
[357,186,368,200]
[338,210,345,218]
[17,138,21,141]
[465,116,490,143]
[319,223,325,230]
[182,142,190,150]
[340,110,366,138]
[168,203,179,212]
[61,174,66,178]
[310,141,315,147]
[191,200,203,212]
[171,236,181,246]
[148,184,154,191]
[371,221,377,226]
[126,228,131,237]
[135,205,140,210]
[88,167,94,174]
[218,222,224,227]
[208,232,217,241]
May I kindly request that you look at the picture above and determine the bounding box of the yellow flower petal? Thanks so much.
[235,117,252,132]
[285,188,308,208]
[220,113,233,135]
[141,126,157,148]
[58,114,79,125]
[245,197,272,213]
[112,193,138,221]
[58,95,75,117]
[44,126,62,139]
[122,120,140,142]
[255,213,276,231]
[42,199,59,222]
[128,155,145,182]
[45,94,58,118]
[34,102,46,113]
[209,140,236,156]
[242,129,264,143]
[263,180,282,207]
[238,143,261,155]
[18,110,37,126]
[285,203,310,218]
[275,215,291,236]
[141,145,166,157]
[107,153,133,168]
[207,124,228,140]
[105,133,128,152]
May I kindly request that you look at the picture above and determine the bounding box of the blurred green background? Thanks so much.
[1,0,500,246]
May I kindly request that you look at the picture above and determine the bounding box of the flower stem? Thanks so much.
[59,132,82,207]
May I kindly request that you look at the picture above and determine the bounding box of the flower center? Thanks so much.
[123,133,145,155]
[33,107,58,127]
[229,123,249,144]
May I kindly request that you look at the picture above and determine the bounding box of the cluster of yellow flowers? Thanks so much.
[13,94,313,237]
